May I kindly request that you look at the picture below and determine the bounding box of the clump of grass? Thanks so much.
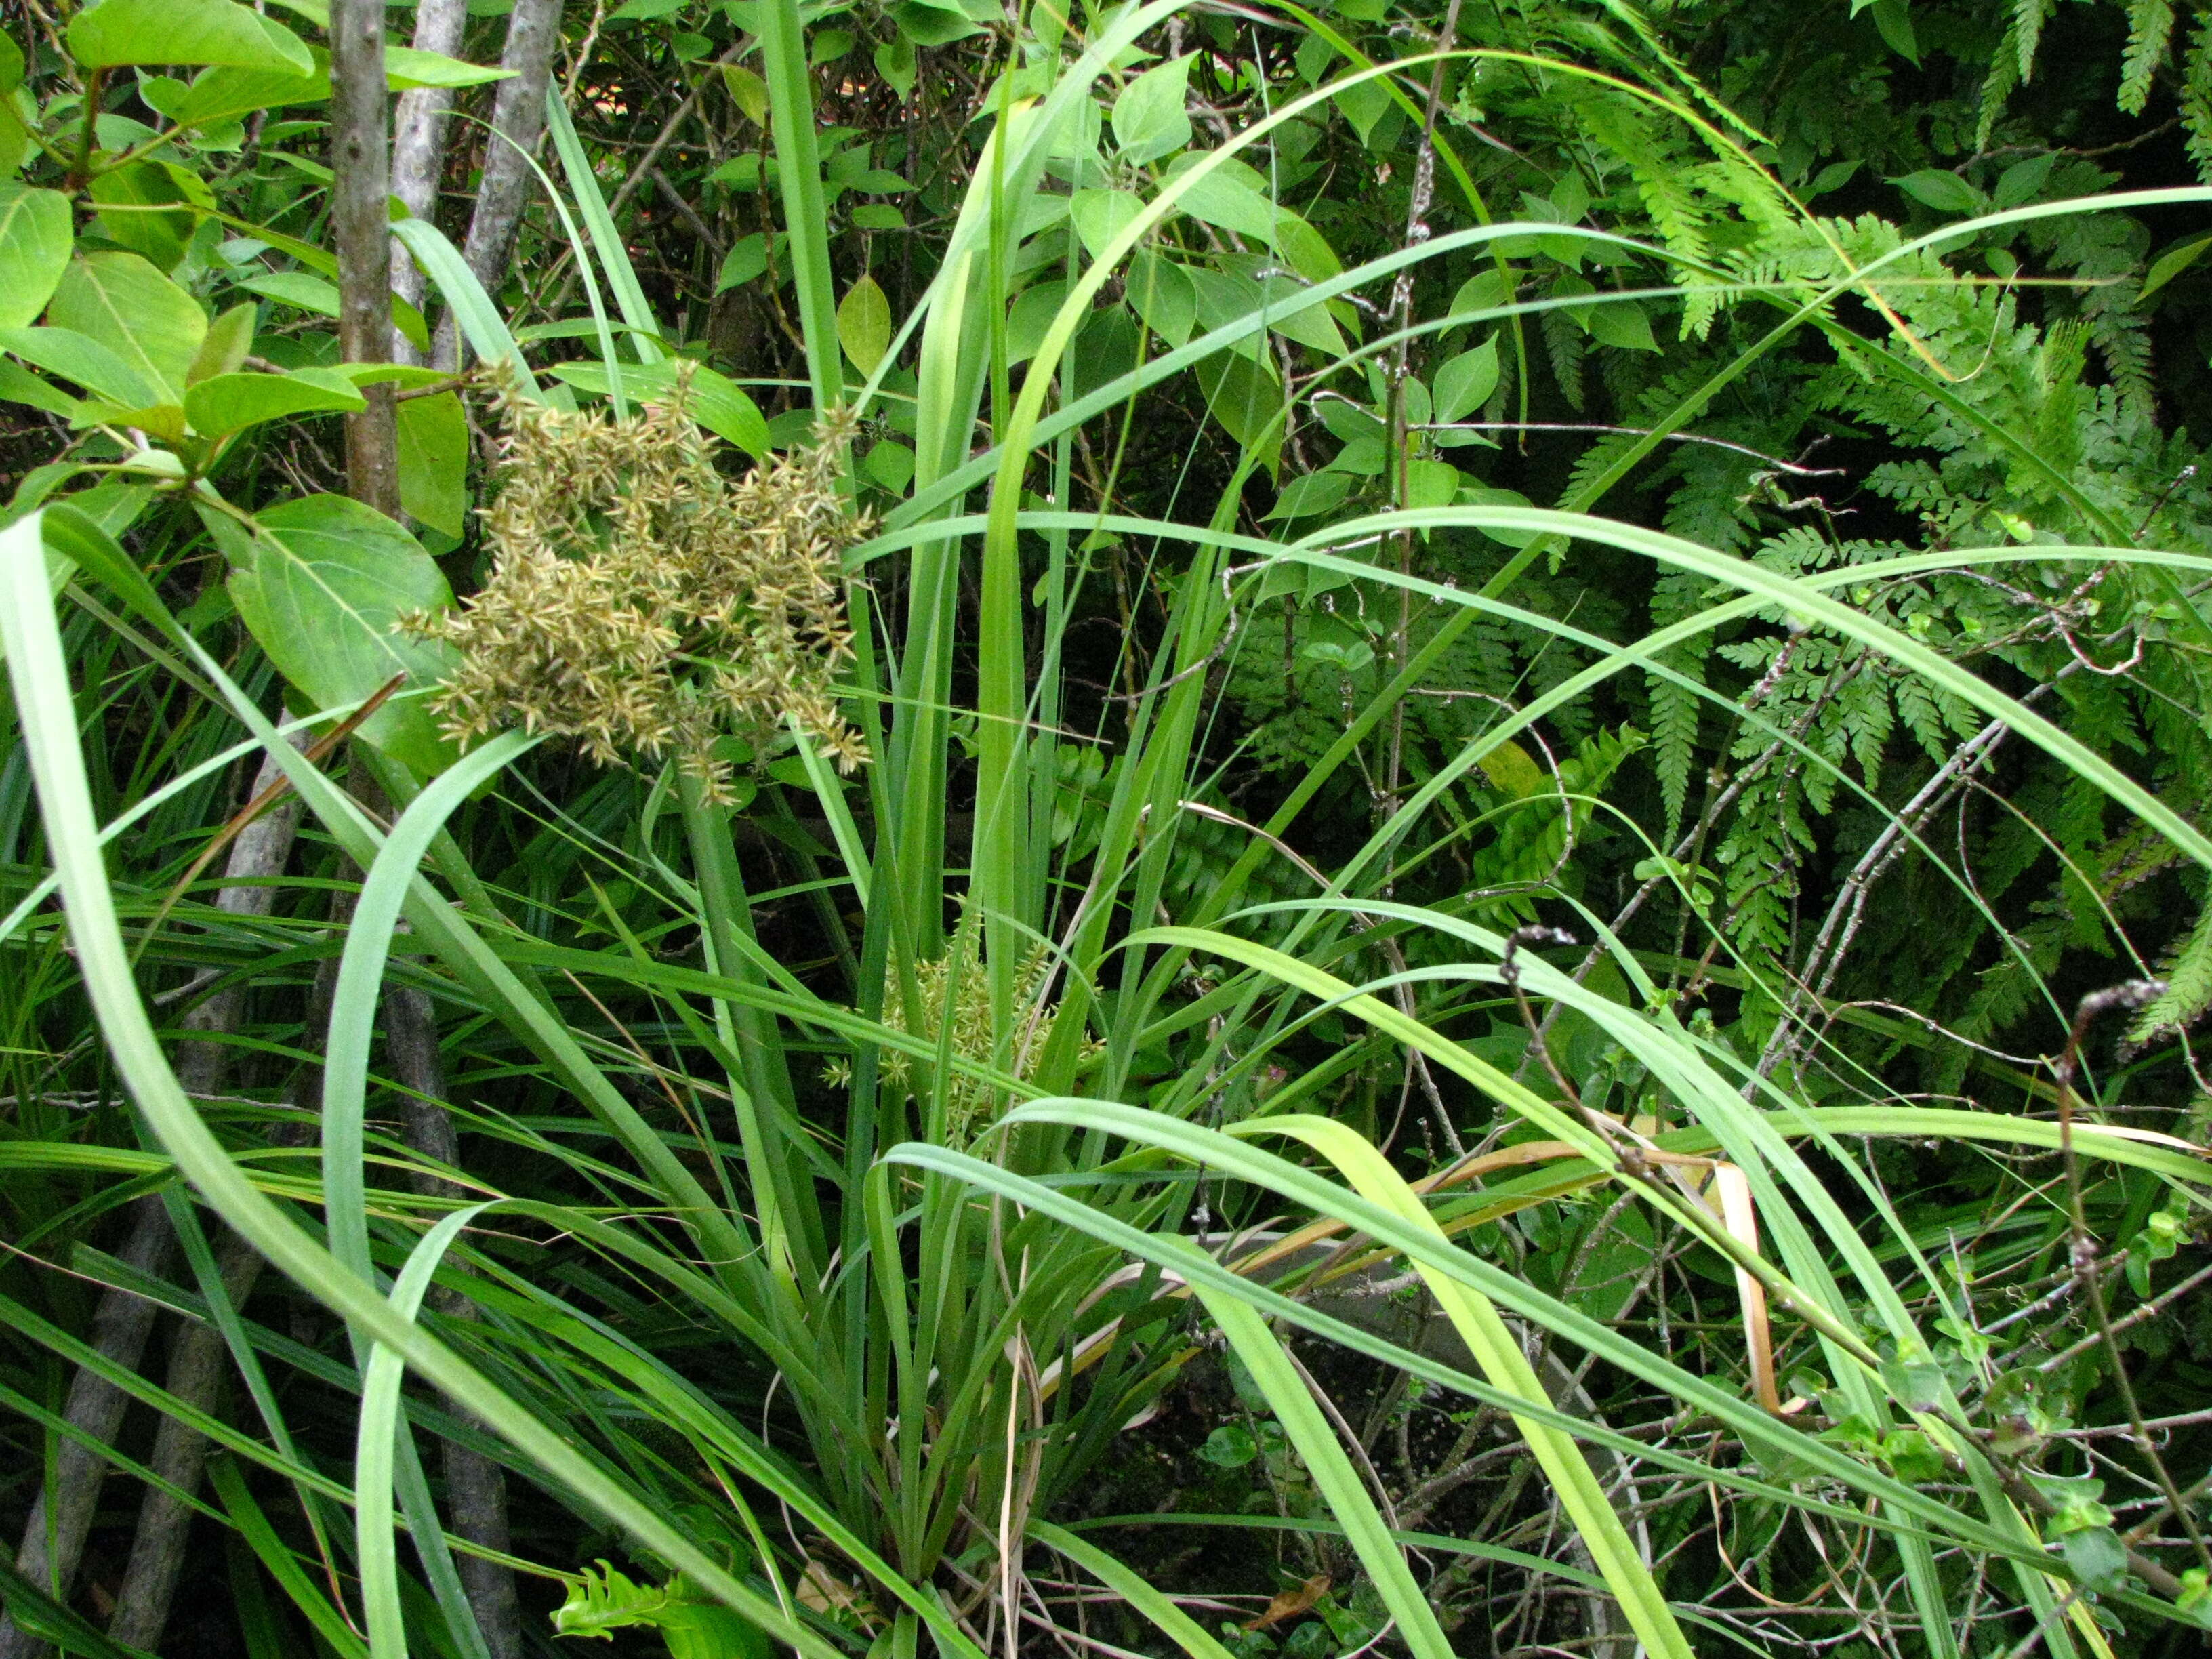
[413,381,871,797]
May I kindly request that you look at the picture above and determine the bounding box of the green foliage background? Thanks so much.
[6,0,2212,1656]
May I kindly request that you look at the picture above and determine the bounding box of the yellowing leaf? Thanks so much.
[721,62,769,123]
[1477,739,1549,799]
[837,274,891,375]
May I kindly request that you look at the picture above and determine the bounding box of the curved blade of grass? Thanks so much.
[48,508,758,1279]
[1250,1113,1692,1659]
[877,1140,2063,1574]
[1026,1523,1235,1659]
[324,731,537,1294]
[1193,1289,1453,1659]
[0,509,858,1659]
[390,218,537,393]
[359,1202,497,1659]
[754,0,837,408]
[543,91,664,365]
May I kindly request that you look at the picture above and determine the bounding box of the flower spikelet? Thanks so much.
[412,380,871,798]
[868,936,1101,1147]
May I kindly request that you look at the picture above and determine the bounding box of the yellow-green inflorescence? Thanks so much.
[412,379,871,800]
[830,935,1099,1147]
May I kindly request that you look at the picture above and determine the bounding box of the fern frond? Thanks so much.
[2016,0,2055,81]
[2182,16,2212,182]
[1542,304,1588,411]
[2120,0,2176,116]
[1978,22,2023,150]
[1595,0,1767,144]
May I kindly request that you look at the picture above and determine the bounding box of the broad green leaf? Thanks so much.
[383,46,516,88]
[70,0,312,74]
[1185,266,1282,361]
[872,35,915,99]
[0,326,158,408]
[395,390,469,537]
[236,270,340,318]
[213,494,460,773]
[1432,338,1499,424]
[332,362,451,392]
[1111,54,1192,165]
[0,358,83,418]
[1870,0,1919,63]
[1167,166,1275,243]
[0,98,28,178]
[716,233,770,293]
[2142,231,2212,301]
[864,438,914,493]
[1402,457,1458,511]
[184,367,365,438]
[1334,75,1389,146]
[837,274,891,375]
[1992,152,2055,208]
[889,0,979,45]
[1585,297,1658,352]
[1005,280,1068,365]
[1478,738,1549,798]
[0,187,72,329]
[187,302,256,384]
[1069,188,1144,262]
[1194,350,1282,464]
[721,63,769,123]
[87,162,198,270]
[1457,484,1540,547]
[1888,168,1984,216]
[1249,267,1345,357]
[1270,208,1342,284]
[171,63,327,127]
[47,252,207,402]
[1264,470,1349,520]
[1125,253,1195,346]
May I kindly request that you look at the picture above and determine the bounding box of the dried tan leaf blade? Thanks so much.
[1244,1574,1330,1632]
[411,378,871,800]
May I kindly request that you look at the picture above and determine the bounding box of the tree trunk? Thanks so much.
[432,0,566,371]
[389,0,470,361]
[329,0,401,512]
[0,754,303,1659]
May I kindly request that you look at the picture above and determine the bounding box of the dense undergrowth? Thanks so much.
[5,0,2212,1655]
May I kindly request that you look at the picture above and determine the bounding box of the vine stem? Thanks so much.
[2053,981,2212,1579]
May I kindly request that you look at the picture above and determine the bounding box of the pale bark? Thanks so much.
[101,1229,266,1654]
[389,0,472,361]
[432,0,566,370]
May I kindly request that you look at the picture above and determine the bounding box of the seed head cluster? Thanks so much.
[828,935,1097,1147]
[411,381,870,798]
